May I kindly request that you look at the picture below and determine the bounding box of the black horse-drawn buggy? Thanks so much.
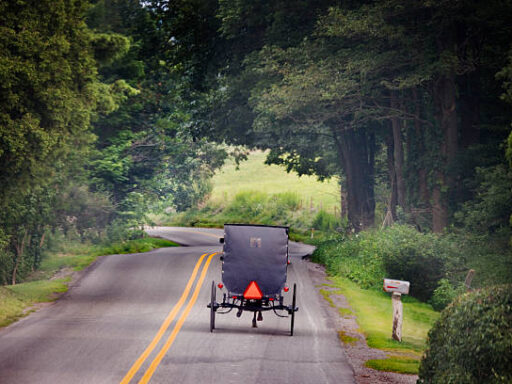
[207,224,298,335]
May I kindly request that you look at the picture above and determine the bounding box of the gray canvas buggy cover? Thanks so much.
[221,224,289,297]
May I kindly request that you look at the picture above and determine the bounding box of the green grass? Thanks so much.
[338,330,359,345]
[0,237,178,328]
[211,150,340,212]
[322,276,439,374]
[38,237,178,275]
[0,279,69,327]
[365,357,421,375]
[319,288,339,308]
[338,307,353,317]
[330,276,438,353]
[158,150,345,234]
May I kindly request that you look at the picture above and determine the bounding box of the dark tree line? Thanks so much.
[148,0,512,232]
[2,0,512,283]
[0,0,224,285]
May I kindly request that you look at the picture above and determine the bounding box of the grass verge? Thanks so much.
[365,357,421,375]
[0,279,69,327]
[0,237,178,328]
[326,276,439,374]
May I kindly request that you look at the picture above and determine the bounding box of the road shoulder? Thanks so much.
[306,261,418,384]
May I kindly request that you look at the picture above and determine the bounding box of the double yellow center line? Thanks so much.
[120,252,217,384]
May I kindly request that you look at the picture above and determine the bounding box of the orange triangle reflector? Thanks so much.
[243,281,263,300]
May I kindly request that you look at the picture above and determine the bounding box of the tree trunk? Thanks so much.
[431,180,447,233]
[459,72,480,149]
[386,125,398,220]
[391,92,407,212]
[413,88,430,205]
[12,230,27,285]
[432,73,458,233]
[336,128,375,231]
[340,181,348,218]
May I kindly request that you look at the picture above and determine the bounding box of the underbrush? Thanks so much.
[312,224,512,374]
[312,225,512,308]
[419,285,512,383]
[0,236,177,328]
[161,190,346,238]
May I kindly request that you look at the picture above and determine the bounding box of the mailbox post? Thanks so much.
[383,279,410,342]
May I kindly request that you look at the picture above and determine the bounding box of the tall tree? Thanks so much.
[87,0,226,214]
[0,0,107,283]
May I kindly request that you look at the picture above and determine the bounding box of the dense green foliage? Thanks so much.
[0,0,226,285]
[312,225,512,306]
[0,0,109,285]
[151,0,512,235]
[313,226,452,300]
[418,285,512,383]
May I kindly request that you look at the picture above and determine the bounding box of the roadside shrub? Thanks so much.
[274,192,300,211]
[105,220,145,243]
[313,225,457,301]
[312,210,339,231]
[380,226,448,301]
[430,278,461,311]
[312,232,386,289]
[224,191,268,219]
[418,285,512,384]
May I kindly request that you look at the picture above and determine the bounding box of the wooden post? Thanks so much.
[311,228,315,239]
[464,269,475,291]
[391,292,403,342]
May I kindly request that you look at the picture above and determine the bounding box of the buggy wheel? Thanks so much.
[210,280,216,332]
[290,283,297,336]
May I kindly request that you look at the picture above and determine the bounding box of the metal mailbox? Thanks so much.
[383,279,410,295]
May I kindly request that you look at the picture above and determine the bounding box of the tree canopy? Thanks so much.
[1,0,512,284]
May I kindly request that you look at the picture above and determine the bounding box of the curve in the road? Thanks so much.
[0,226,355,384]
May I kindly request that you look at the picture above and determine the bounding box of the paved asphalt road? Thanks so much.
[0,226,355,384]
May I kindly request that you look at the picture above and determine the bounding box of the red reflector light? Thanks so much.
[217,283,223,289]
[232,296,237,299]
[287,260,291,265]
[243,281,263,300]
[269,297,274,301]
[284,286,289,292]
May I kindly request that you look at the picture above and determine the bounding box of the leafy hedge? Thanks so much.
[418,285,512,384]
[312,225,460,301]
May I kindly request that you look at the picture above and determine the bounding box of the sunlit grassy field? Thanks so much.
[211,151,340,212]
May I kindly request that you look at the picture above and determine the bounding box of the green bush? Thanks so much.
[312,232,386,289]
[380,226,448,301]
[169,190,313,229]
[224,191,269,219]
[312,210,339,231]
[430,278,461,311]
[418,285,512,384]
[312,225,457,300]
